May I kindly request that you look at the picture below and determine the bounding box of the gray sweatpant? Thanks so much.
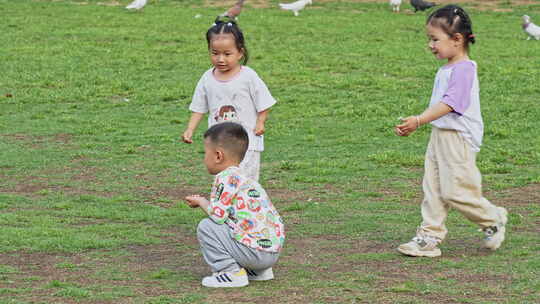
[197,218,280,273]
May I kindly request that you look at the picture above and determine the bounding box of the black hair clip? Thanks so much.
[215,15,236,25]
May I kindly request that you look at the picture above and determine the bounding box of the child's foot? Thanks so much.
[246,268,274,281]
[482,207,508,250]
[397,235,441,257]
[201,268,249,288]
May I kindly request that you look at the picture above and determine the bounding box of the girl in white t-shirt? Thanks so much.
[394,5,508,257]
[182,18,277,181]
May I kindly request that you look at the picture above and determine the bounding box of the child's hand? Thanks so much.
[182,129,194,144]
[254,122,265,136]
[185,195,205,208]
[395,116,420,137]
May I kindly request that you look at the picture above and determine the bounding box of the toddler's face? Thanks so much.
[209,34,244,74]
[203,139,221,175]
[426,24,459,61]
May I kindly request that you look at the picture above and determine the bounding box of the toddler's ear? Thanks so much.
[453,33,464,42]
[215,149,226,163]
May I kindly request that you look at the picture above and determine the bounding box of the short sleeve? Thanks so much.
[249,71,277,112]
[207,173,241,225]
[441,62,476,115]
[189,76,209,113]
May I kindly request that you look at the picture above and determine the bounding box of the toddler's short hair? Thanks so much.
[204,122,249,162]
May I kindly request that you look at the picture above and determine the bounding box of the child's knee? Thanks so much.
[197,218,214,237]
[440,191,456,203]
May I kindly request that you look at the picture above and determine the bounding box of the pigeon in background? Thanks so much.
[522,15,540,40]
[126,0,147,10]
[279,0,312,17]
[410,0,436,12]
[390,0,402,12]
[221,0,246,20]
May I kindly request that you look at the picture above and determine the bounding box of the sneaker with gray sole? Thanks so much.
[246,268,274,281]
[398,235,442,257]
[202,268,249,288]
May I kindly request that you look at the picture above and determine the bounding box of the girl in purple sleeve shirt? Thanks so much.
[394,5,508,257]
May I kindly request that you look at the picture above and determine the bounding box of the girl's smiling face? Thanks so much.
[426,23,462,62]
[209,33,244,76]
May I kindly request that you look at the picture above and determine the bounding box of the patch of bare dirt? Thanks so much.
[0,167,113,199]
[267,183,338,204]
[1,174,537,302]
[488,183,540,233]
[0,227,203,302]
[489,183,540,207]
[1,133,73,149]
[0,222,522,303]
[132,170,204,207]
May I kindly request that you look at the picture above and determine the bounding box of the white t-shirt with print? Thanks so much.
[189,66,277,151]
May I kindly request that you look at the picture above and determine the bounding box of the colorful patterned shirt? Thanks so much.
[207,166,285,253]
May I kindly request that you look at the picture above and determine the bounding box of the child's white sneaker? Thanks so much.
[201,268,249,288]
[397,235,442,257]
[482,207,508,250]
[246,268,274,281]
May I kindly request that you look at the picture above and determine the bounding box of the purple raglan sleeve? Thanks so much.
[441,62,476,115]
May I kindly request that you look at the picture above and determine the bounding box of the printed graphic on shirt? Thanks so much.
[257,239,272,249]
[247,189,260,198]
[226,206,237,222]
[228,175,240,188]
[215,183,224,199]
[214,105,239,123]
[247,199,261,212]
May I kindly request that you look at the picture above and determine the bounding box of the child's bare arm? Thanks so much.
[254,109,270,136]
[396,102,453,136]
[185,195,210,214]
[182,112,205,143]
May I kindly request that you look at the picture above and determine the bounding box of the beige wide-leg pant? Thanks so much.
[239,150,261,182]
[419,127,501,240]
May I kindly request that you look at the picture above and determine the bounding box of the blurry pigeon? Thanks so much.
[221,0,246,20]
[410,0,436,12]
[522,15,540,40]
[126,0,147,10]
[390,0,402,12]
[279,0,312,17]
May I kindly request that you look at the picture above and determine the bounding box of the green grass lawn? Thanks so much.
[1,0,539,303]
